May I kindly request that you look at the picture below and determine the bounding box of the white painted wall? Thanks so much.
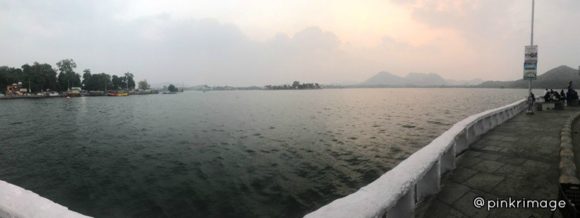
[0,180,90,218]
[305,99,527,218]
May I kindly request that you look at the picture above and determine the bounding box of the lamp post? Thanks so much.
[526,0,536,115]
[529,0,534,94]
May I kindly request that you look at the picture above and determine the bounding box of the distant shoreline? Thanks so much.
[0,87,546,100]
[0,92,163,100]
[186,86,539,92]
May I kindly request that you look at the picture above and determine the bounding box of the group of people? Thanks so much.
[542,81,579,103]
[543,89,566,102]
[528,81,579,112]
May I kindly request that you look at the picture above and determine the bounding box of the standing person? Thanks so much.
[567,81,579,106]
[561,89,566,101]
[528,92,536,112]
[568,81,578,99]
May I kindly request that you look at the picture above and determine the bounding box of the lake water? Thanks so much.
[0,88,527,217]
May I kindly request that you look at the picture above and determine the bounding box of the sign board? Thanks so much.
[523,45,538,80]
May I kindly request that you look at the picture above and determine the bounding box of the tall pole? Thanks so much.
[531,0,535,45]
[528,0,534,96]
[527,0,535,114]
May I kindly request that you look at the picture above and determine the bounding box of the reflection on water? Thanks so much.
[0,88,525,217]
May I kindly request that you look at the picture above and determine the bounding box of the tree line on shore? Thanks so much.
[265,81,321,90]
[0,59,151,93]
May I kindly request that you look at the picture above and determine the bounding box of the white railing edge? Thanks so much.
[305,98,528,218]
[0,180,91,218]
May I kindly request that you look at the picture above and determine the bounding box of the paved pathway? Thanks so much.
[416,107,580,218]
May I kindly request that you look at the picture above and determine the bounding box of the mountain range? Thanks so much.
[477,65,580,89]
[360,71,482,87]
[159,65,579,89]
[359,65,579,88]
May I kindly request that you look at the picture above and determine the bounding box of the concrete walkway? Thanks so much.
[417,107,580,218]
[572,116,580,186]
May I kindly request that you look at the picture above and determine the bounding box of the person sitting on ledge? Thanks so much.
[552,89,561,101]
[544,89,552,102]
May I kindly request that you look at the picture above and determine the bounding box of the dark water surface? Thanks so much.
[0,88,525,217]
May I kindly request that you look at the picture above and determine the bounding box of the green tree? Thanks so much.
[123,72,135,90]
[292,81,300,88]
[82,69,94,90]
[21,64,36,92]
[138,80,150,90]
[20,62,58,92]
[112,75,121,90]
[56,59,80,91]
[95,73,112,91]
[39,63,58,91]
[0,66,10,90]
[168,84,178,92]
[0,66,23,92]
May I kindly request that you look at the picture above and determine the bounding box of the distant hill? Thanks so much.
[405,72,448,86]
[360,71,479,87]
[478,65,579,89]
[362,71,407,86]
[361,71,447,86]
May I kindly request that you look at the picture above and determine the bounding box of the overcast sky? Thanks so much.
[1,0,579,86]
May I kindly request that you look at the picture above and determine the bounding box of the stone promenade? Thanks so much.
[416,107,580,218]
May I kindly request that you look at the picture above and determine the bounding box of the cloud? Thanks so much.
[2,0,468,85]
[390,0,580,80]
[391,0,518,47]
[1,0,579,85]
[0,1,366,86]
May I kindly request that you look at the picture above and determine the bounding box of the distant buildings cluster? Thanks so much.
[186,81,322,92]
[5,82,30,96]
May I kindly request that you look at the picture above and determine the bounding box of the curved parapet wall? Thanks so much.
[0,180,90,218]
[305,99,528,218]
[559,112,580,184]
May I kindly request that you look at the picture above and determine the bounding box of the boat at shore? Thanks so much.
[65,87,82,97]
[107,91,129,96]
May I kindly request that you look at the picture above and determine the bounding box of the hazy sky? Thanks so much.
[1,0,579,86]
